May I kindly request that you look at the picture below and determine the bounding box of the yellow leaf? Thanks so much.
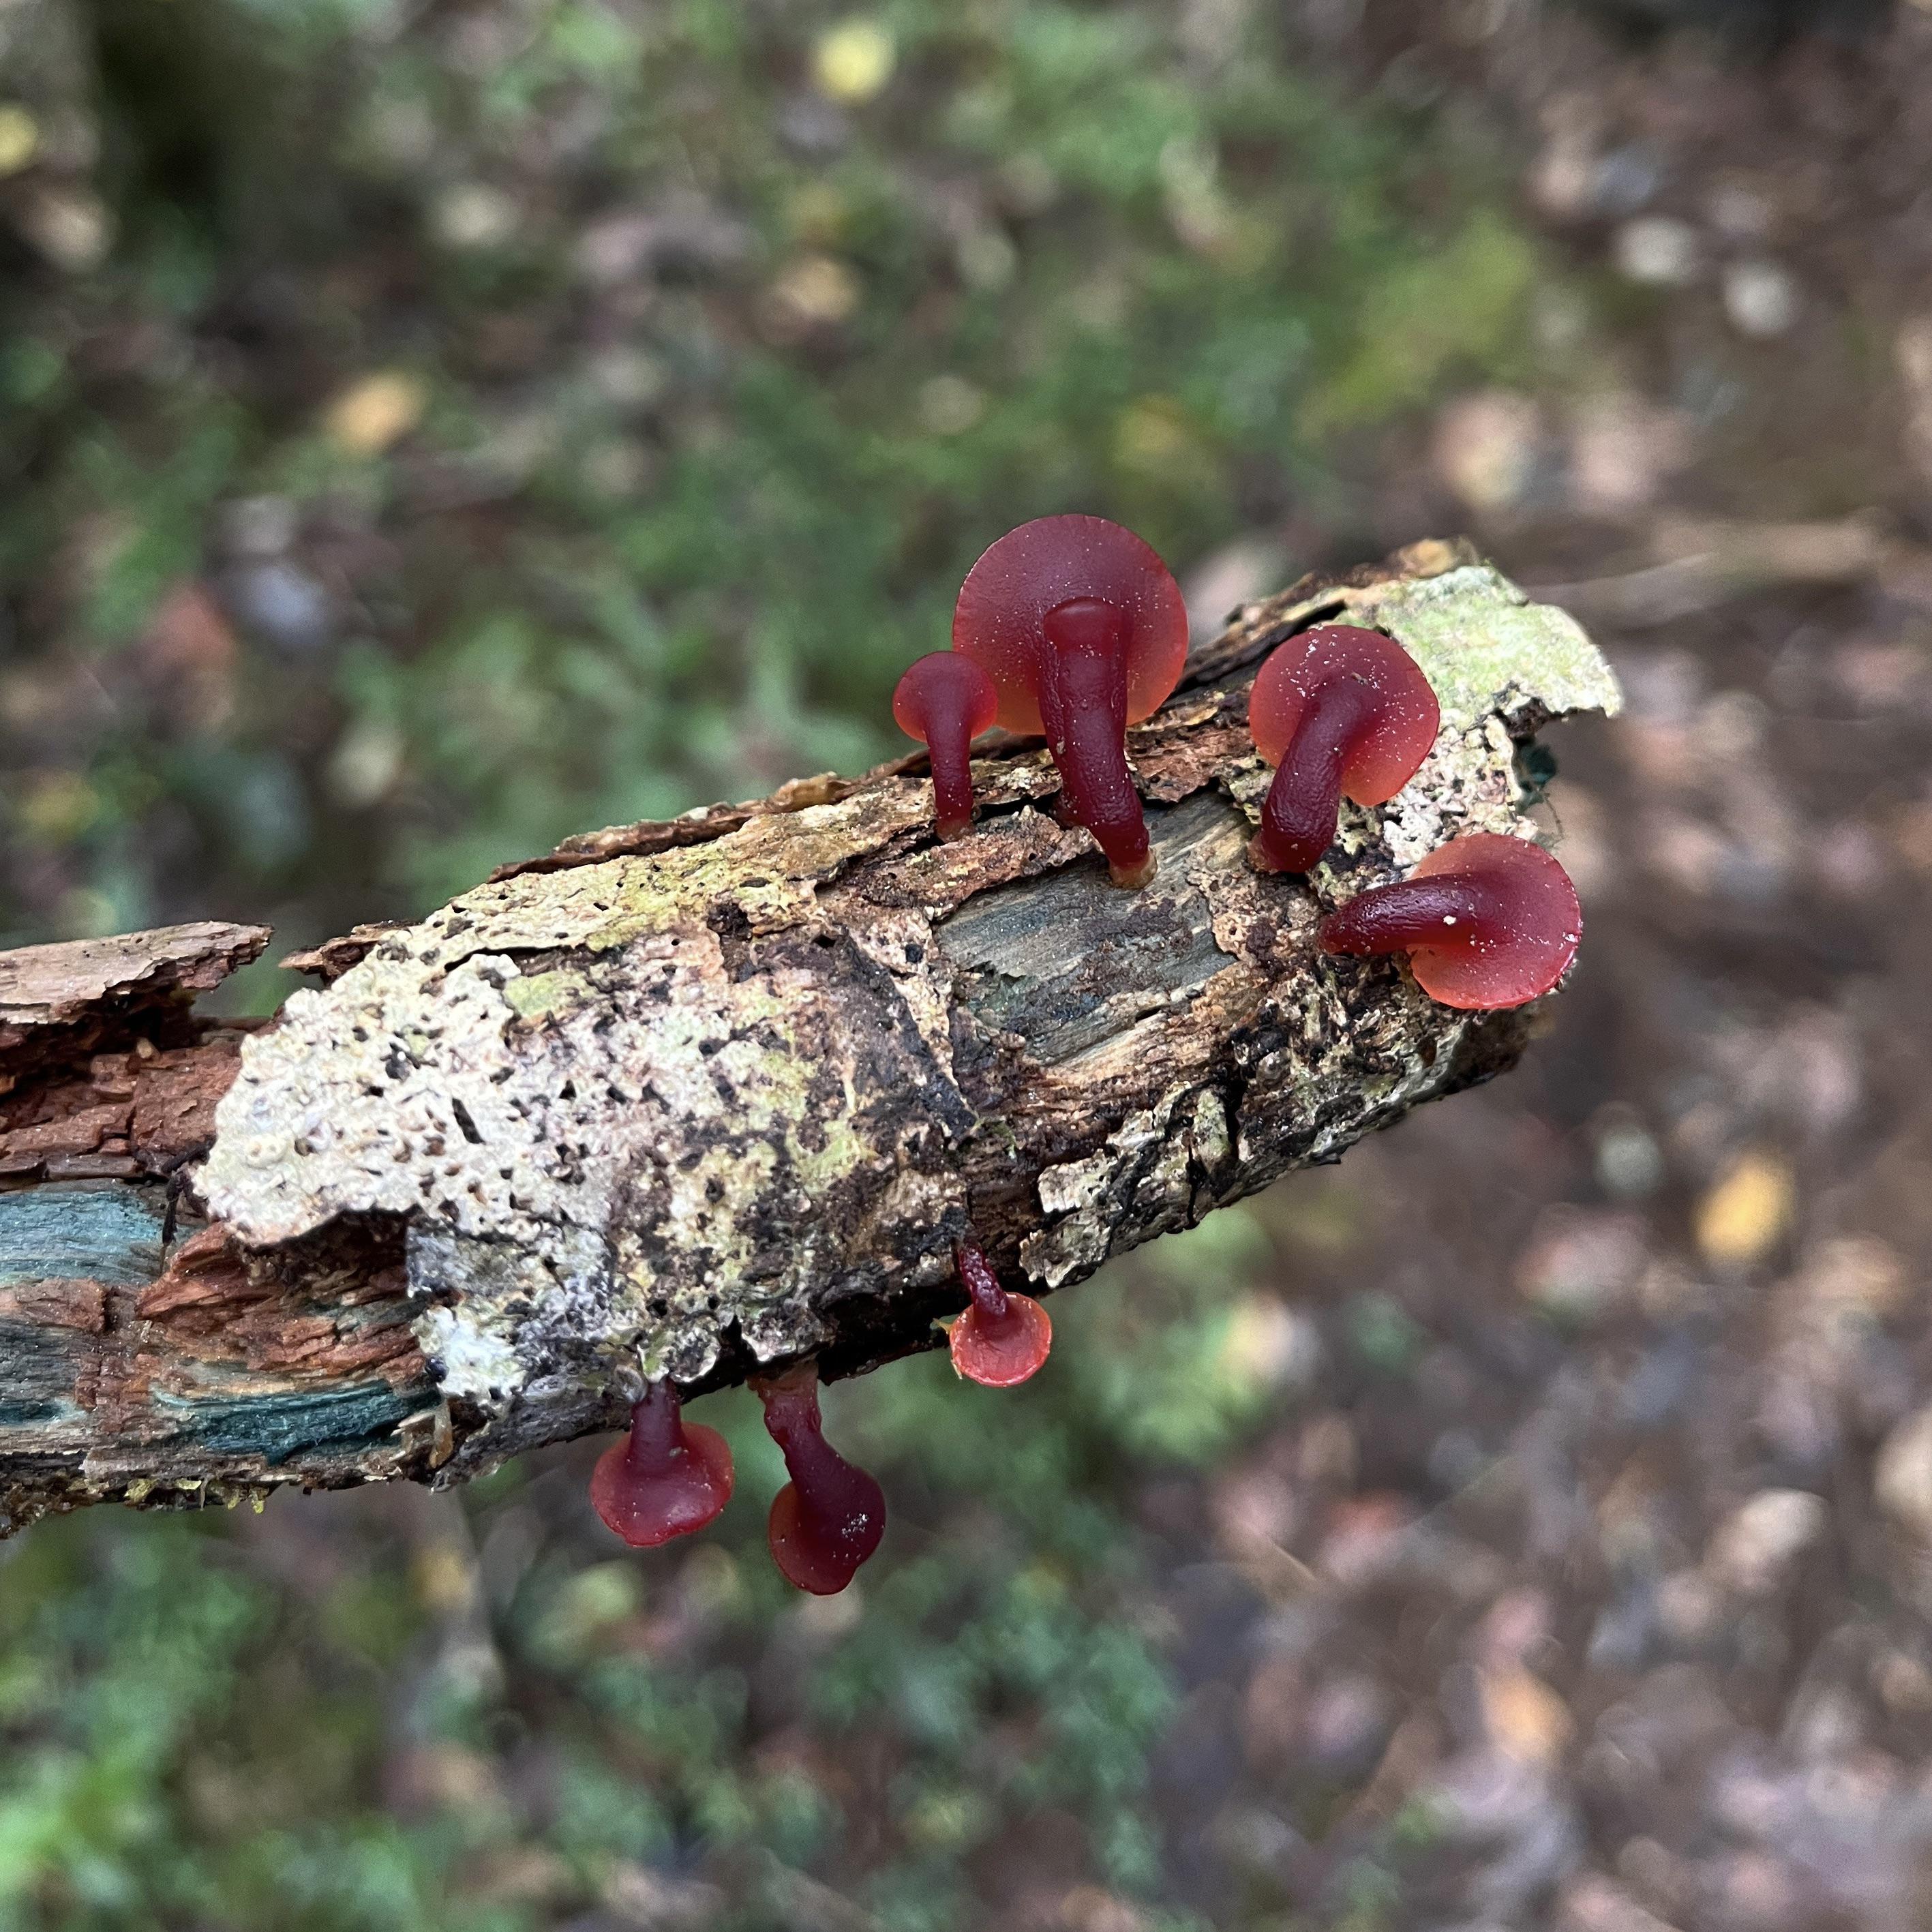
[813,19,895,103]
[768,254,862,328]
[1479,1664,1573,1765]
[324,372,427,455]
[1696,1151,1795,1268]
[0,106,40,178]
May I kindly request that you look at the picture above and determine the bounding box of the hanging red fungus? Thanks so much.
[1317,832,1582,1010]
[590,1378,735,1548]
[892,651,999,839]
[1247,624,1440,875]
[952,514,1188,888]
[753,1362,886,1595]
[949,1239,1053,1387]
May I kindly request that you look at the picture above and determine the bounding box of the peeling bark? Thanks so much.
[0,922,269,1094]
[0,544,1619,1535]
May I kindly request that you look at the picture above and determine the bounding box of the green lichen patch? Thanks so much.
[1336,563,1624,734]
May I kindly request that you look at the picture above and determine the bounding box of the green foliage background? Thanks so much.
[0,1,1558,1924]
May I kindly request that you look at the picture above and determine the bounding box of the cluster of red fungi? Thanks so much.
[592,515,1582,1592]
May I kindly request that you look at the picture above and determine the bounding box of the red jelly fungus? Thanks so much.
[892,651,1000,839]
[754,1363,886,1595]
[1317,832,1582,1010]
[950,1239,1053,1387]
[590,1379,734,1548]
[953,515,1188,888]
[1248,625,1440,875]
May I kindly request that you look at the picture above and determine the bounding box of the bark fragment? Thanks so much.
[0,922,269,1093]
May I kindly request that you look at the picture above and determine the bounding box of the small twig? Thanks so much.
[1528,513,1896,627]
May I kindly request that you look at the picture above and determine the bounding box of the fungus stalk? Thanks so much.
[1248,624,1440,876]
[1252,676,1380,875]
[921,706,981,841]
[892,652,999,840]
[753,1363,886,1595]
[1037,598,1151,887]
[952,514,1190,890]
[1319,832,1583,1010]
[1321,875,1498,951]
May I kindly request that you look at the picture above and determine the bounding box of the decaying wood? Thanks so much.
[0,543,1620,1536]
[0,921,269,1094]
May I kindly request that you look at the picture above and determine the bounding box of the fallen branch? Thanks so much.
[0,542,1618,1535]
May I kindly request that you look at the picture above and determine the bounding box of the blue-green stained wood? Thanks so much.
[0,1180,179,1286]
[0,1320,89,1428]
[0,1181,433,1478]
[153,1382,425,1465]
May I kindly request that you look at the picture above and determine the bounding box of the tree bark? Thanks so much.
[0,542,1619,1535]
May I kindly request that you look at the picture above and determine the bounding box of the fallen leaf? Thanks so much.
[324,371,427,455]
[766,255,862,332]
[813,19,895,103]
[1695,1151,1794,1267]
[1480,1663,1573,1765]
[0,106,40,177]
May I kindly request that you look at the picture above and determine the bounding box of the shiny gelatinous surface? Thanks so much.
[589,1380,734,1548]
[953,515,1186,886]
[952,515,1189,734]
[1317,832,1582,1010]
[754,1363,886,1595]
[1035,596,1153,884]
[1248,625,1440,873]
[950,1239,1053,1387]
[892,652,999,839]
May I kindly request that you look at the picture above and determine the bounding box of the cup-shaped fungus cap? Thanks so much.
[1248,625,1440,874]
[590,1380,735,1548]
[754,1363,886,1595]
[952,515,1190,734]
[1317,832,1582,1010]
[950,1240,1053,1388]
[952,515,1188,887]
[892,651,999,839]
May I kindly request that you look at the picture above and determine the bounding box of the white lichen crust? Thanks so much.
[205,796,972,1421]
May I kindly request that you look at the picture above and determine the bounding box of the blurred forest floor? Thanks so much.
[5,1,1932,1927]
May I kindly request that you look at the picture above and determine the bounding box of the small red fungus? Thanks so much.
[590,1378,734,1548]
[1247,625,1439,874]
[953,514,1188,888]
[950,1239,1053,1387]
[892,651,999,839]
[1317,832,1582,1009]
[753,1362,886,1595]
